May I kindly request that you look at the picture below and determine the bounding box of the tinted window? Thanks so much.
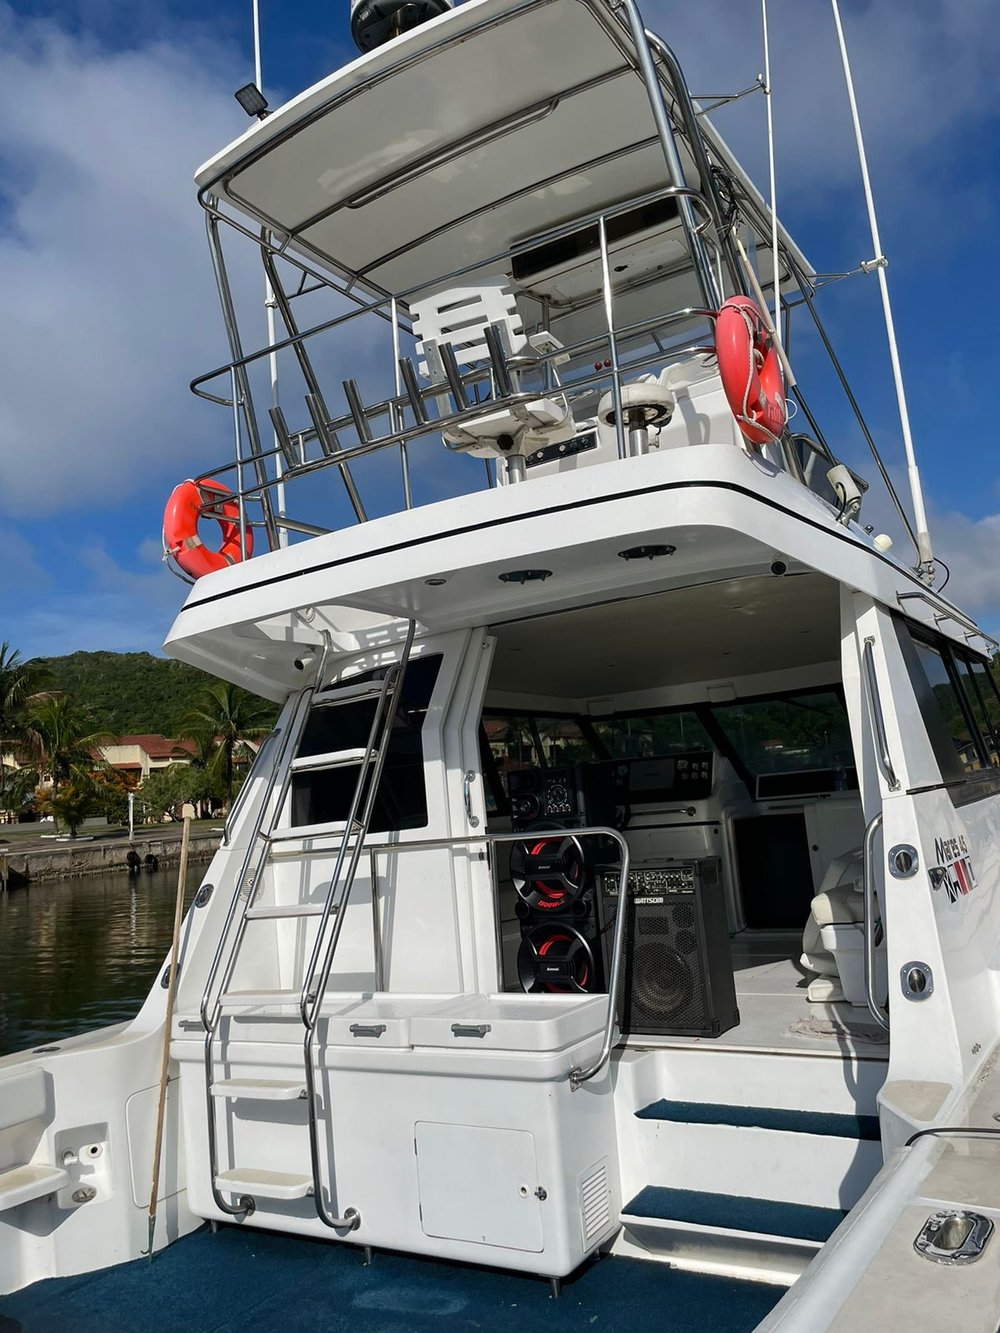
[592,711,712,758]
[911,641,984,773]
[962,657,1000,763]
[290,655,441,831]
[709,691,853,777]
[484,715,599,788]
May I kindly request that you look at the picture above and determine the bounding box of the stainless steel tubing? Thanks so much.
[863,811,889,1032]
[206,215,279,550]
[862,636,900,792]
[616,0,723,313]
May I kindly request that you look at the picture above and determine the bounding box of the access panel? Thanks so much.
[415,1122,543,1251]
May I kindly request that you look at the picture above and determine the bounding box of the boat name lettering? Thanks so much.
[932,833,978,903]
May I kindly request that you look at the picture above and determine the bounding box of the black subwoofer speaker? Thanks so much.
[602,860,739,1037]
[512,834,609,994]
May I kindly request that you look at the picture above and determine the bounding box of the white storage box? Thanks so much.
[409,993,608,1052]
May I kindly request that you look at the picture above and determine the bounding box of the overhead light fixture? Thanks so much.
[498,569,552,585]
[617,544,676,561]
[425,577,447,586]
[235,83,269,119]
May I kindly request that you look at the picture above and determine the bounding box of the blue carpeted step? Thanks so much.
[635,1099,880,1141]
[623,1185,846,1244]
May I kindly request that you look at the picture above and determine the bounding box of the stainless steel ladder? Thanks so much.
[198,621,416,1229]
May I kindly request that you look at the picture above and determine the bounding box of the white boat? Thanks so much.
[4,1,1000,1327]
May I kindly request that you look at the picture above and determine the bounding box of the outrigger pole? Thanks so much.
[830,0,935,583]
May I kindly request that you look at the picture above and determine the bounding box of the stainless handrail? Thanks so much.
[862,810,889,1032]
[862,636,900,792]
[191,315,718,506]
[302,620,415,1230]
[615,0,722,313]
[362,826,631,1087]
[189,183,715,397]
[198,686,314,1032]
[896,590,998,650]
[198,683,316,1222]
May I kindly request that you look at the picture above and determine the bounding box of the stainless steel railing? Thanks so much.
[862,636,900,792]
[862,810,889,1032]
[356,826,631,1087]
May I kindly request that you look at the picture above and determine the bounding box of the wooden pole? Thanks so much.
[145,815,191,1258]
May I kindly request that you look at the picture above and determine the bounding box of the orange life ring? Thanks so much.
[715,295,787,447]
[162,478,252,580]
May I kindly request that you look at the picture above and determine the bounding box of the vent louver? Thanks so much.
[580,1160,611,1245]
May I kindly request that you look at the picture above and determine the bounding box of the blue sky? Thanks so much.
[1,0,998,660]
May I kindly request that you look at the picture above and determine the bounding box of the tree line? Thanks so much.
[0,642,275,836]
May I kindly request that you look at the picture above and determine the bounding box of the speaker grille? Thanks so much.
[629,941,698,1027]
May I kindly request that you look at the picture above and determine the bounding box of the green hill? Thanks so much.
[38,651,229,736]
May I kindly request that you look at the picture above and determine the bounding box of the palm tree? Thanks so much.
[181,682,272,810]
[0,642,48,814]
[23,694,113,831]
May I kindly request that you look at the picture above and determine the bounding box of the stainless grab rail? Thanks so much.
[365,826,630,1087]
[862,810,889,1032]
[862,636,900,792]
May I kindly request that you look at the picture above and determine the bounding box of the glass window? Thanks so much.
[710,691,853,777]
[962,657,1000,764]
[591,711,712,759]
[910,641,984,773]
[484,715,599,792]
[290,655,441,831]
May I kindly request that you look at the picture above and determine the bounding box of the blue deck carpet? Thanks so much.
[0,1224,785,1333]
[635,1100,880,1141]
[624,1186,846,1244]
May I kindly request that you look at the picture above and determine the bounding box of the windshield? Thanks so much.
[709,690,852,776]
[591,711,712,758]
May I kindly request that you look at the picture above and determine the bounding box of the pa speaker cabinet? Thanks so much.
[602,859,739,1037]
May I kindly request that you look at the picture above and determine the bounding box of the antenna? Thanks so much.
[830,0,934,582]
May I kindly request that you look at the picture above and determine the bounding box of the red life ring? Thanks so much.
[715,296,787,446]
[162,478,253,580]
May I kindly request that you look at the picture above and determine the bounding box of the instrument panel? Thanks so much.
[505,750,714,827]
[626,750,714,802]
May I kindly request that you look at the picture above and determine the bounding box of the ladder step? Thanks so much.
[0,1164,69,1211]
[245,903,339,920]
[313,681,386,708]
[216,1168,313,1200]
[218,989,302,1010]
[211,1079,307,1101]
[290,748,377,774]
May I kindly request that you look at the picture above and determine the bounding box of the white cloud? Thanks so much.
[9,537,187,657]
[0,5,250,517]
[0,523,51,588]
[925,506,1000,634]
[655,0,1000,213]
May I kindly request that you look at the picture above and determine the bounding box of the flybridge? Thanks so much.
[165,0,894,582]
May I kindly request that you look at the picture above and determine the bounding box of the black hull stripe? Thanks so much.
[176,477,936,617]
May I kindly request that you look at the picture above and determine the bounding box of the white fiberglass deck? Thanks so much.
[626,930,889,1060]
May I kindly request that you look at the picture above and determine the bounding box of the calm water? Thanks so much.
[0,864,205,1057]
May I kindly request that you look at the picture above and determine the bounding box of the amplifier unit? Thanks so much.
[601,859,738,1038]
